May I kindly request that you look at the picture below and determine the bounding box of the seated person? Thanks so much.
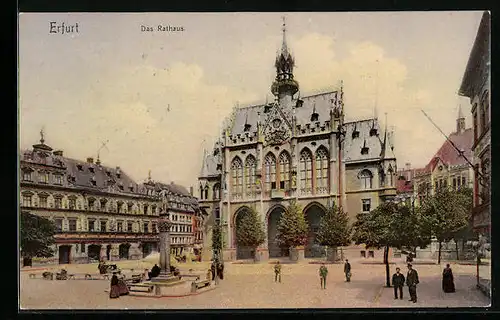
[149,264,161,279]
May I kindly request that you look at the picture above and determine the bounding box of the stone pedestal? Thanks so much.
[254,248,269,262]
[290,246,305,262]
[326,247,338,262]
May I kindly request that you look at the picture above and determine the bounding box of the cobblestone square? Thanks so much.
[20,259,490,309]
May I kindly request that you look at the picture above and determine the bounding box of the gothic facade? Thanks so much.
[20,137,202,265]
[198,24,397,261]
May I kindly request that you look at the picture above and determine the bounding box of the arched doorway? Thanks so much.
[88,244,101,261]
[119,243,131,259]
[234,207,254,260]
[106,245,112,261]
[58,245,71,264]
[304,204,326,258]
[268,206,288,258]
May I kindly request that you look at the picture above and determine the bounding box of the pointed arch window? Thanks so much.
[359,169,373,189]
[387,168,394,187]
[315,147,329,193]
[245,155,257,196]
[204,185,209,200]
[213,183,221,200]
[264,153,277,191]
[300,149,313,194]
[231,157,243,198]
[199,185,204,200]
[279,151,291,190]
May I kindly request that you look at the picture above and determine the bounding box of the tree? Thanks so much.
[211,221,223,255]
[276,200,309,248]
[352,201,427,287]
[420,188,471,264]
[316,204,351,248]
[235,207,266,259]
[20,211,57,266]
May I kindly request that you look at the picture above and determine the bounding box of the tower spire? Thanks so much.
[40,128,45,144]
[456,104,466,134]
[281,16,288,57]
[271,17,298,98]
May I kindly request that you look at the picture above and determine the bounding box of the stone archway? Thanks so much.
[267,205,288,258]
[119,243,131,259]
[304,203,326,258]
[88,244,101,261]
[234,207,254,260]
[106,244,112,261]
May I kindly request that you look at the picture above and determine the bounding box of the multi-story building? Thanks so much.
[142,179,202,257]
[412,107,474,206]
[458,10,490,293]
[459,10,490,244]
[20,135,161,265]
[198,23,397,261]
[395,163,418,205]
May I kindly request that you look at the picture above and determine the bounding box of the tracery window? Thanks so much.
[245,155,257,196]
[279,151,291,191]
[200,185,204,199]
[359,170,373,189]
[315,147,329,193]
[204,186,209,200]
[231,157,243,198]
[387,168,394,187]
[213,183,221,200]
[264,153,277,191]
[300,149,313,194]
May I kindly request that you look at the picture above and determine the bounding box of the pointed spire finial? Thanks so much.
[148,170,152,182]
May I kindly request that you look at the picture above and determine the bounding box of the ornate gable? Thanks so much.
[262,104,292,146]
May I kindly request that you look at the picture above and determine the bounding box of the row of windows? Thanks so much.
[53,218,157,233]
[171,224,192,233]
[169,213,192,223]
[172,236,192,245]
[475,156,490,206]
[434,177,467,191]
[22,170,63,185]
[199,184,221,201]
[472,90,490,142]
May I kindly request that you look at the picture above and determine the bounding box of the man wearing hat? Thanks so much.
[406,263,419,303]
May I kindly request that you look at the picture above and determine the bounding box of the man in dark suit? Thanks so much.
[406,263,419,303]
[392,267,405,299]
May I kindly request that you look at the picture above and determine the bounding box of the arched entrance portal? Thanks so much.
[268,206,288,258]
[88,244,101,261]
[234,207,254,260]
[304,204,326,258]
[119,243,131,259]
[58,245,71,264]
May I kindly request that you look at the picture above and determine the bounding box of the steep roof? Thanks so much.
[396,177,413,194]
[343,119,390,162]
[423,128,473,173]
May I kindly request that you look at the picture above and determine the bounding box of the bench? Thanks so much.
[127,283,154,293]
[190,279,211,293]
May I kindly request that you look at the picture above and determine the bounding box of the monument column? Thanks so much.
[157,218,173,276]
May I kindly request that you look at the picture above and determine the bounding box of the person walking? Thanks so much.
[442,264,456,293]
[344,259,351,282]
[406,263,419,303]
[109,272,120,299]
[274,261,282,283]
[319,264,328,289]
[392,267,405,300]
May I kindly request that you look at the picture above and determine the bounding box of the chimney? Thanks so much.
[53,150,63,156]
[189,186,194,196]
[87,157,94,164]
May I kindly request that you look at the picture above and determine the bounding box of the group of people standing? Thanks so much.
[209,260,225,281]
[392,263,456,303]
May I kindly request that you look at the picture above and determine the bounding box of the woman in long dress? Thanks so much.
[109,272,120,299]
[442,264,456,293]
[117,273,129,296]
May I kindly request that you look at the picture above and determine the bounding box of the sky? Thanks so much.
[19,12,484,189]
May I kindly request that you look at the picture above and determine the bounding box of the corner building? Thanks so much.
[199,24,397,261]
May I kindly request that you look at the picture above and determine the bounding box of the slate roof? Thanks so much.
[199,152,221,178]
[21,146,143,195]
[153,181,191,197]
[343,118,394,162]
[422,128,473,173]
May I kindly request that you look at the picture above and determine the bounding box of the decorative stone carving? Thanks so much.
[158,220,173,232]
[263,103,292,146]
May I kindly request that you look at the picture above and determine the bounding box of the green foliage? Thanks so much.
[316,204,351,247]
[419,188,471,243]
[20,211,56,258]
[276,200,309,247]
[211,221,223,252]
[236,207,266,248]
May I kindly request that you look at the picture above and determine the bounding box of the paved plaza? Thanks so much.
[20,258,490,309]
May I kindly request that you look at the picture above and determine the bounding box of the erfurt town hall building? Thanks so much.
[198,24,397,261]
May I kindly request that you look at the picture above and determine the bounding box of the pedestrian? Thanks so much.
[211,262,216,280]
[319,264,328,289]
[206,268,212,281]
[392,267,405,300]
[109,272,120,299]
[117,273,129,296]
[274,261,282,283]
[406,263,419,303]
[217,261,224,280]
[442,264,456,293]
[344,259,351,282]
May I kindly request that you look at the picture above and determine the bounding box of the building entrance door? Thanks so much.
[58,245,71,264]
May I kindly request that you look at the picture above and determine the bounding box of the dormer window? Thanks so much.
[88,166,95,173]
[352,130,360,139]
[310,113,319,122]
[264,105,272,113]
[119,185,124,191]
[295,99,304,108]
[91,177,97,186]
[369,128,378,136]
[106,171,111,177]
[77,164,83,171]
[361,147,369,155]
